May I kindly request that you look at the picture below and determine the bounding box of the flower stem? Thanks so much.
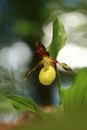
[56,70,62,105]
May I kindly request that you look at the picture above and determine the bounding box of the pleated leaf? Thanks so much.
[6,95,47,118]
[61,68,87,113]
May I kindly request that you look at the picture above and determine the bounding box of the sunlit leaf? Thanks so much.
[47,18,67,58]
[61,68,87,113]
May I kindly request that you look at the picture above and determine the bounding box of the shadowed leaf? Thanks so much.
[6,95,47,118]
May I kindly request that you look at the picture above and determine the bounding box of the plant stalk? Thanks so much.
[56,70,62,105]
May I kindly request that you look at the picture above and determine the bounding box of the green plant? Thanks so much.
[6,18,66,116]
[5,18,87,126]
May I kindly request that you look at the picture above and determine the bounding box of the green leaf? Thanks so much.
[6,95,65,120]
[0,95,15,113]
[61,68,87,113]
[6,95,47,118]
[47,18,67,58]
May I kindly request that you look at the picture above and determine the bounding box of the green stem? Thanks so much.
[56,70,62,105]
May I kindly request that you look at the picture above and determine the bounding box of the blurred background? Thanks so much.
[0,0,87,123]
